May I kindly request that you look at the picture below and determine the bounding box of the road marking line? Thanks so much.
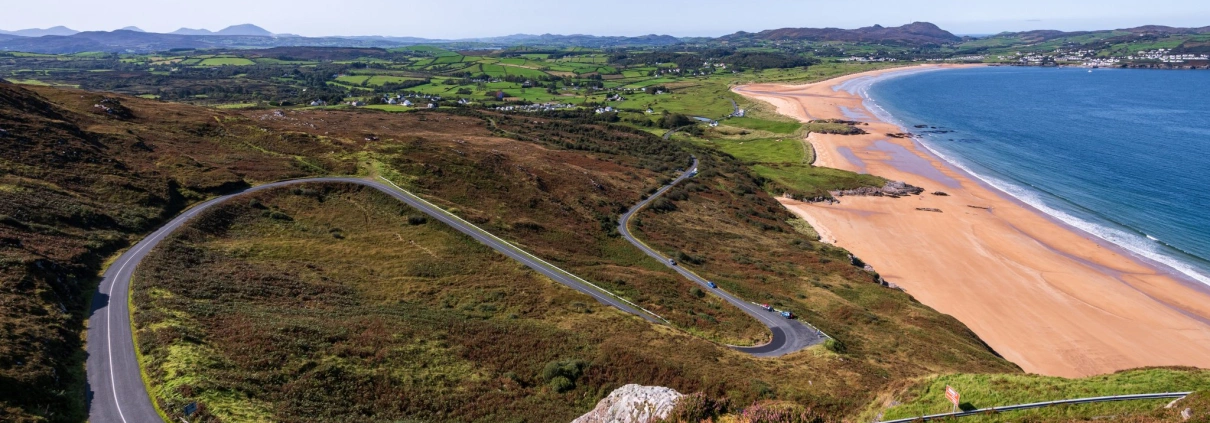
[103,197,216,423]
[106,230,162,423]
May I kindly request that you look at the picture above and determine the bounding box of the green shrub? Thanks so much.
[824,339,845,354]
[267,211,293,221]
[650,198,677,213]
[541,358,587,393]
[548,376,574,393]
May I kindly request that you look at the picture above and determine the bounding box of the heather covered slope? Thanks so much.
[130,179,1019,422]
[1,83,1020,421]
[0,81,351,422]
[0,83,746,421]
[129,184,793,421]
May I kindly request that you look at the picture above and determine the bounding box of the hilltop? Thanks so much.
[722,22,961,45]
[991,24,1210,43]
[170,23,275,36]
[960,24,1210,55]
[0,26,79,37]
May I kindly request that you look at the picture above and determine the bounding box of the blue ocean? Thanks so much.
[860,66,1210,286]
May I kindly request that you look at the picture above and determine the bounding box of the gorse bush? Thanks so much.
[651,198,678,213]
[823,339,845,354]
[542,359,588,393]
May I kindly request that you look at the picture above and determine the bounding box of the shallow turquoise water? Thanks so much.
[862,66,1210,285]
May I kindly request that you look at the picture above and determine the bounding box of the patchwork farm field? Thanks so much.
[197,57,255,66]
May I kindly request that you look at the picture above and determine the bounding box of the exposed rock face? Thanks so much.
[832,180,924,198]
[572,384,683,423]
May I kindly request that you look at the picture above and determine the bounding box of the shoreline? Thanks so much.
[908,124,1210,298]
[855,74,1210,291]
[734,65,1210,377]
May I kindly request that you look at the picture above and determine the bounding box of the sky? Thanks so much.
[4,0,1210,38]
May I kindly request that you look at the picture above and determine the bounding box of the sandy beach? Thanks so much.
[735,65,1210,377]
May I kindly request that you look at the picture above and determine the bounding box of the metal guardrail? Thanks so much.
[879,392,1192,423]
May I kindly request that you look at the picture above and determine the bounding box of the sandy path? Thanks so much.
[734,65,1210,377]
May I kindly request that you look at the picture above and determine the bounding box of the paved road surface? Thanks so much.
[88,166,826,422]
[86,177,661,423]
[616,158,827,357]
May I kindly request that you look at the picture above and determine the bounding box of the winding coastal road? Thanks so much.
[86,177,662,423]
[617,158,827,357]
[88,165,825,421]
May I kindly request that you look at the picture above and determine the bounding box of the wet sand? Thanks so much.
[734,65,1210,377]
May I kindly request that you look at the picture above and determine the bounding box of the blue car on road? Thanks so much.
[706,281,717,288]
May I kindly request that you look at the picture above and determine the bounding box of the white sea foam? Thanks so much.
[855,69,1210,287]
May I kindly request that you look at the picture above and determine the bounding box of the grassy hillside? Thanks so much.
[862,368,1210,422]
[0,82,759,421]
[134,183,770,422]
[131,175,1021,422]
[4,72,1202,423]
[0,84,1010,421]
[244,107,769,346]
[0,80,355,422]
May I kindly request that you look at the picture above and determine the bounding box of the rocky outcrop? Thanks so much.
[572,384,683,423]
[832,181,924,198]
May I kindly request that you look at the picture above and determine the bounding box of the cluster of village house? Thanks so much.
[932,55,986,62]
[495,103,575,112]
[839,56,900,62]
[998,48,1210,67]
[1126,48,1210,62]
[310,94,475,108]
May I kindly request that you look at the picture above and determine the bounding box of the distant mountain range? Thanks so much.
[0,26,81,37]
[0,23,278,38]
[3,21,1210,54]
[721,22,961,45]
[169,24,276,37]
[0,23,685,53]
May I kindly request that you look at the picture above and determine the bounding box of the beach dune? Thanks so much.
[735,65,1210,377]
